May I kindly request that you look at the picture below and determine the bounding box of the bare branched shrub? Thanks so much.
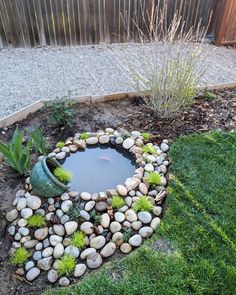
[122,1,211,119]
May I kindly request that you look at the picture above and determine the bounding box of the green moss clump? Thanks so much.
[145,171,161,185]
[10,247,30,266]
[58,255,76,276]
[71,231,86,249]
[203,91,217,101]
[141,132,152,141]
[80,133,90,140]
[133,196,154,212]
[53,167,73,183]
[142,144,156,155]
[111,195,126,209]
[56,141,65,148]
[28,214,46,228]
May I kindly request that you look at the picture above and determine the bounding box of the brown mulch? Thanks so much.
[0,88,235,295]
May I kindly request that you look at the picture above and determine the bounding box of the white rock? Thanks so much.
[125,196,132,206]
[25,261,34,271]
[47,269,58,283]
[65,245,80,258]
[100,213,110,228]
[138,211,152,224]
[80,248,96,260]
[90,236,106,249]
[80,210,90,221]
[18,218,27,227]
[49,235,63,246]
[159,176,167,186]
[153,206,162,216]
[74,264,87,277]
[144,164,154,172]
[123,221,131,228]
[85,200,95,211]
[159,164,167,174]
[60,193,70,201]
[105,128,114,133]
[114,212,125,223]
[61,146,70,153]
[125,209,137,222]
[118,205,128,212]
[129,234,142,247]
[53,224,65,236]
[61,200,73,213]
[80,222,94,234]
[120,243,132,253]
[24,240,38,248]
[21,208,33,219]
[56,151,66,160]
[59,276,70,286]
[80,192,92,201]
[138,226,153,238]
[122,138,135,149]
[125,177,141,191]
[116,185,128,196]
[99,135,110,144]
[65,221,78,235]
[100,242,116,258]
[87,253,103,269]
[131,221,142,230]
[160,143,169,152]
[115,137,123,144]
[139,183,148,195]
[110,221,121,233]
[53,243,64,258]
[86,137,98,145]
[151,217,161,229]
[26,267,40,281]
[131,131,141,138]
[34,228,48,241]
[26,195,42,210]
[18,227,29,236]
[112,232,124,246]
[42,247,53,257]
[8,225,16,236]
[16,198,27,211]
[6,209,18,222]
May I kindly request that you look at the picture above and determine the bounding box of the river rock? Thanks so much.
[26,195,42,210]
[129,234,142,247]
[86,137,98,145]
[65,245,80,258]
[139,183,148,195]
[80,192,92,201]
[53,224,65,236]
[21,208,33,219]
[64,221,78,235]
[116,185,128,196]
[37,257,53,270]
[18,227,29,236]
[112,232,124,246]
[99,135,110,144]
[160,143,169,152]
[153,206,162,216]
[16,198,27,211]
[59,277,70,286]
[53,243,64,258]
[150,217,161,229]
[120,243,132,254]
[90,236,106,249]
[100,213,110,228]
[144,164,154,172]
[125,209,137,222]
[47,269,58,283]
[60,214,69,224]
[87,253,103,269]
[115,137,123,144]
[33,251,42,261]
[8,225,16,236]
[85,201,95,211]
[80,221,94,234]
[24,240,38,249]
[138,211,152,224]
[42,247,53,257]
[56,151,66,160]
[95,202,107,212]
[80,210,90,221]
[110,221,121,233]
[34,228,48,241]
[6,209,18,222]
[80,248,96,260]
[139,226,153,238]
[114,212,125,223]
[18,218,27,227]
[122,138,134,149]
[131,221,142,230]
[61,200,73,213]
[49,235,63,246]
[74,264,87,277]
[125,177,141,191]
[26,267,40,281]
[100,242,116,258]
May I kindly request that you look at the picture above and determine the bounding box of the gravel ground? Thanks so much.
[0,43,235,119]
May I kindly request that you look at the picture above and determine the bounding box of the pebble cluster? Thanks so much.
[6,129,170,286]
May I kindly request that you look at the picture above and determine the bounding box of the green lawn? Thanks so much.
[44,131,236,295]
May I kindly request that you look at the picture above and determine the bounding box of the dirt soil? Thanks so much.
[0,88,235,295]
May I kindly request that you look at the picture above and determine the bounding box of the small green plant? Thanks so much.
[28,214,46,228]
[145,171,161,185]
[111,195,126,209]
[56,141,65,148]
[142,144,156,155]
[203,91,217,101]
[68,203,82,221]
[141,132,152,141]
[10,247,30,266]
[80,133,90,140]
[0,127,32,175]
[58,255,76,276]
[30,128,47,155]
[122,227,133,242]
[51,98,75,127]
[91,210,101,225]
[53,167,73,183]
[71,231,86,249]
[120,131,130,140]
[133,196,154,212]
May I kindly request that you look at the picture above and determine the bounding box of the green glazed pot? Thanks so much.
[30,156,68,197]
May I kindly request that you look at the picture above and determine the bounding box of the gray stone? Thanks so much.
[18,227,29,236]
[34,228,48,241]
[59,276,70,286]
[43,238,50,248]
[80,222,94,234]
[26,267,40,281]
[80,210,90,221]
[65,245,80,258]
[74,264,87,277]
[160,143,169,152]
[8,225,16,236]
[6,209,18,222]
[56,151,66,160]
[61,146,70,153]
[14,233,21,241]
[95,202,107,212]
[33,251,42,261]
[37,256,53,270]
[61,200,73,213]
[21,208,33,219]
[60,214,69,224]
[65,221,78,235]
[125,196,132,206]
[80,248,96,260]
[100,242,116,258]
[122,138,135,149]
[129,234,142,247]
[35,242,43,251]
[42,247,53,257]
[138,226,153,238]
[53,243,64,259]
[90,236,106,249]
[47,269,58,283]
[86,137,99,145]
[118,205,128,212]
[24,240,38,249]
[138,211,152,224]
[25,261,34,271]
[26,195,42,210]
[87,253,103,269]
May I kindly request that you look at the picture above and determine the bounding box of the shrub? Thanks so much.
[56,141,65,148]
[71,231,86,249]
[111,195,126,209]
[0,127,32,175]
[145,171,161,185]
[53,167,72,183]
[68,203,82,222]
[142,144,156,155]
[80,133,90,140]
[58,255,76,276]
[50,98,75,127]
[141,132,152,141]
[28,215,46,228]
[30,128,47,155]
[90,210,101,225]
[203,91,217,101]
[10,247,30,266]
[122,227,133,242]
[133,196,154,212]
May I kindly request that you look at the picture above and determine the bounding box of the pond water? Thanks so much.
[62,145,136,194]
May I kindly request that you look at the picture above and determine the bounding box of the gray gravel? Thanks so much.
[0,43,235,119]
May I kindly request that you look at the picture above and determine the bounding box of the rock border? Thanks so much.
[6,129,170,286]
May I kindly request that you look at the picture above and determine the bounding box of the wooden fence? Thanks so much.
[0,0,234,48]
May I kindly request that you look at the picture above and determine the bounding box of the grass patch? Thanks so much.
[44,131,236,295]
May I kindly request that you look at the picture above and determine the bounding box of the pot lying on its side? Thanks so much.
[30,156,68,197]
